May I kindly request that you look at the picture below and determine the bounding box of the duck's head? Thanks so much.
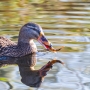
[19,22,55,51]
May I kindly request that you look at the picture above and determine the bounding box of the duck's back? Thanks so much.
[0,36,16,56]
[0,37,15,46]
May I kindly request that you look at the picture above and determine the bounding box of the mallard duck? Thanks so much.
[0,22,57,57]
[0,22,65,88]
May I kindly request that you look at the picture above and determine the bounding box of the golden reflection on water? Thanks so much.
[0,0,90,90]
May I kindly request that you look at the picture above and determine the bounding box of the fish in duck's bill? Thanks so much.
[38,32,64,52]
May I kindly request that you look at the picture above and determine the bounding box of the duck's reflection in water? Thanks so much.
[0,54,64,88]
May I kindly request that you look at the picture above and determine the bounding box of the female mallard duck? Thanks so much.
[0,22,57,57]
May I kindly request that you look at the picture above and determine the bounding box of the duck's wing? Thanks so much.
[0,36,16,53]
[0,36,15,47]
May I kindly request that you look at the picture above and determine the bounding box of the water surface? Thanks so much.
[0,0,90,90]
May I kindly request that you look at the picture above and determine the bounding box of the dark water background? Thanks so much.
[0,0,90,90]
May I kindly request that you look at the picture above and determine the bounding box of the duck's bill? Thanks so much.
[38,35,55,52]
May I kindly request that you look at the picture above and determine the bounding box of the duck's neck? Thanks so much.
[17,39,37,55]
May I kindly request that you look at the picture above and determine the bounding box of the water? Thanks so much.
[0,0,90,90]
